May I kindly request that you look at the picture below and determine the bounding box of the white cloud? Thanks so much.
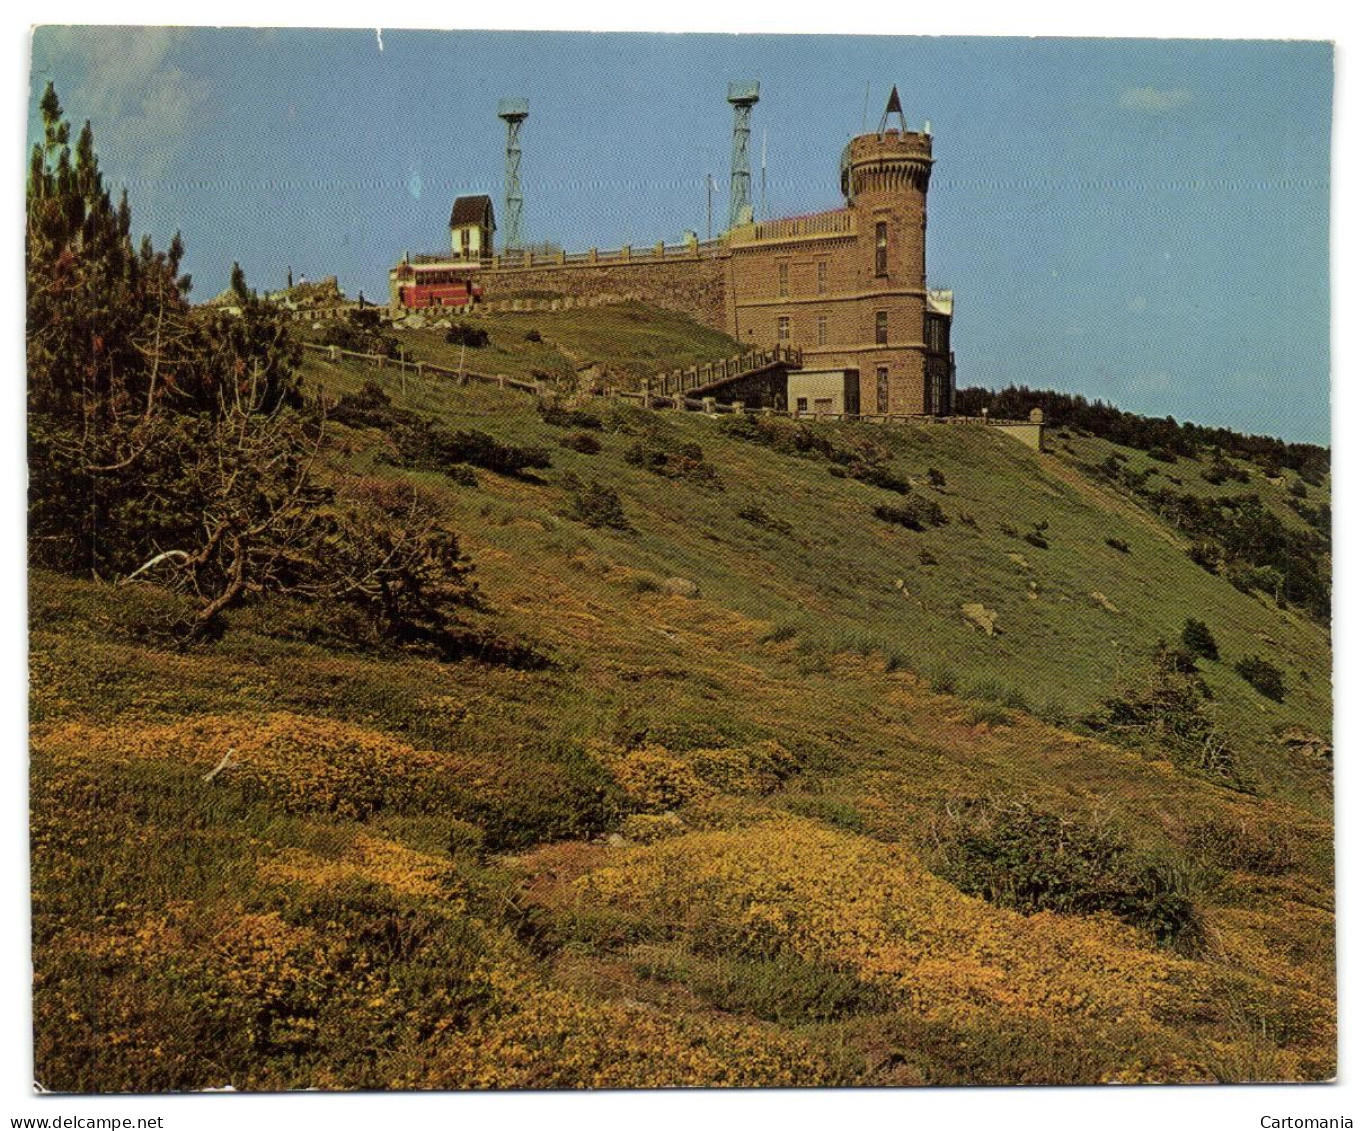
[31,28,210,180]
[1119,86,1194,113]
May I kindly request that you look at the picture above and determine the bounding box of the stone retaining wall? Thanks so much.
[475,258,729,332]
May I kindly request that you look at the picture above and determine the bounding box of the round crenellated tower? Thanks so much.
[840,129,933,199]
[840,127,933,292]
[825,94,943,415]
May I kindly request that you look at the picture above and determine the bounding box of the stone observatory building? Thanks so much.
[391,87,957,417]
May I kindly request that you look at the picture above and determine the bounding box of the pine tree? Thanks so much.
[26,84,292,575]
[1180,618,1220,662]
[27,84,479,646]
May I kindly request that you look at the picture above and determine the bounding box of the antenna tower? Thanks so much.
[726,80,759,230]
[497,97,529,253]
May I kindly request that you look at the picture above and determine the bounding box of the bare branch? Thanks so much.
[119,548,189,585]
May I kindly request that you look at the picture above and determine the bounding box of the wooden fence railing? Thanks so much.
[302,341,1039,435]
[645,346,804,398]
[299,341,544,396]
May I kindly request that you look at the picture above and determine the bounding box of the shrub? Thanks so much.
[736,504,793,536]
[969,703,1012,728]
[330,380,412,430]
[958,511,979,529]
[1227,560,1284,601]
[631,947,888,1025]
[444,323,489,348]
[392,422,551,477]
[443,430,551,475]
[559,431,601,455]
[1147,446,1178,464]
[1235,655,1287,702]
[873,497,949,532]
[782,795,868,834]
[918,549,938,567]
[1188,541,1222,572]
[538,402,602,430]
[927,664,958,695]
[1186,818,1295,876]
[524,329,543,342]
[317,310,400,359]
[566,481,631,531]
[621,813,688,844]
[1181,618,1220,662]
[1023,529,1049,550]
[926,467,947,489]
[445,464,478,487]
[1289,479,1309,499]
[589,739,796,814]
[931,799,1203,948]
[609,746,715,812]
[1105,536,1131,553]
[847,462,910,494]
[624,440,722,488]
[1085,643,1248,789]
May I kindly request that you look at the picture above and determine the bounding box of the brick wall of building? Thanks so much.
[476,256,729,333]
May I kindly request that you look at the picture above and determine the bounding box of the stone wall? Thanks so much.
[476,257,729,333]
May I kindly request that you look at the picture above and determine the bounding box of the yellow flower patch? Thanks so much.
[258,834,455,900]
[407,985,840,1089]
[575,817,1203,1027]
[590,738,796,812]
[34,713,471,819]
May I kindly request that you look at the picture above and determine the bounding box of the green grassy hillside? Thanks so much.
[30,305,1333,1091]
[301,300,741,390]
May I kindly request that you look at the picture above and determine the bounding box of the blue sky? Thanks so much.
[27,29,1332,443]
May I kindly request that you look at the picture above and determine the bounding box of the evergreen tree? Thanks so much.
[27,85,480,646]
[1180,618,1220,662]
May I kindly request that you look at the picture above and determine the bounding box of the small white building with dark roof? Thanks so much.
[450,195,496,262]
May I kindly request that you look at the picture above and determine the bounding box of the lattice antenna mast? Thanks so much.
[727,80,759,230]
[498,97,529,253]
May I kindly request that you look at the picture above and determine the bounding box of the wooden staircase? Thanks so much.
[642,346,803,401]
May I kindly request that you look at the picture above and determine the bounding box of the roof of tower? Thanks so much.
[450,195,496,230]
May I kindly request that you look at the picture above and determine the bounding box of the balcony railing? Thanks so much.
[734,210,855,243]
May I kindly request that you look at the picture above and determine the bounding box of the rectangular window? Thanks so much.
[816,260,827,294]
[796,397,809,413]
[875,310,889,345]
[814,397,834,415]
[817,316,828,346]
[876,367,890,413]
[777,315,790,343]
[875,222,888,277]
[778,261,789,297]
[930,317,948,354]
